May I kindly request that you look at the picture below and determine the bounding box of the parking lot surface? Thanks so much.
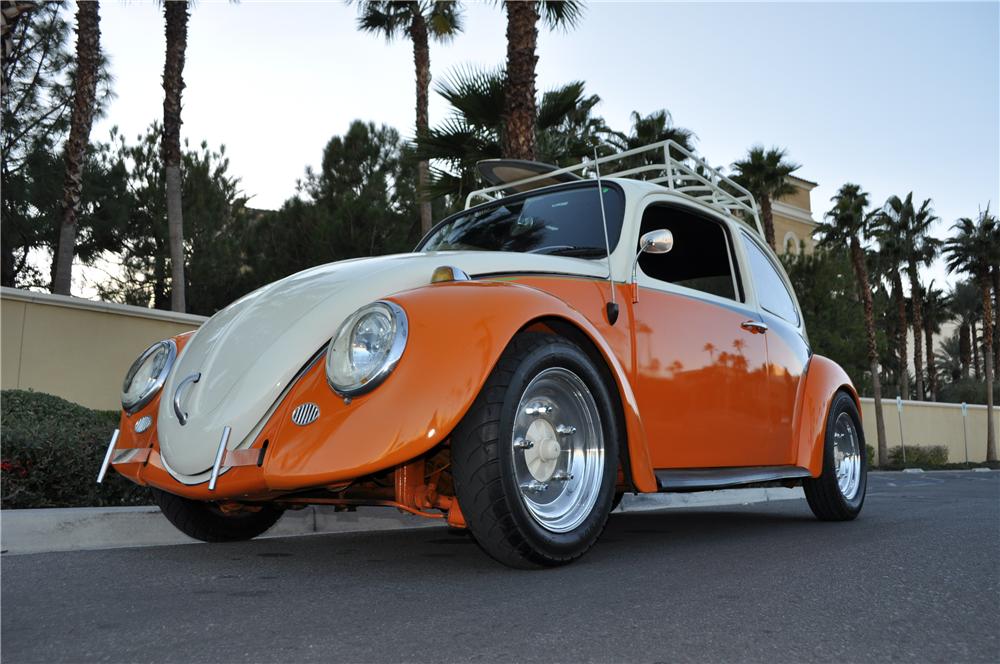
[3,471,998,663]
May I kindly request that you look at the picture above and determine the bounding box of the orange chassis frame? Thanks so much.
[110,278,859,527]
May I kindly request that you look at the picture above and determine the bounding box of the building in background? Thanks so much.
[772,175,818,255]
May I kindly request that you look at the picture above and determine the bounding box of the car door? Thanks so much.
[631,201,780,469]
[739,231,811,463]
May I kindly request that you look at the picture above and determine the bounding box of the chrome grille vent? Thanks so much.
[134,415,153,433]
[291,403,320,426]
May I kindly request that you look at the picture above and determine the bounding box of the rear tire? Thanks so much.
[152,488,284,542]
[452,333,619,568]
[803,392,867,521]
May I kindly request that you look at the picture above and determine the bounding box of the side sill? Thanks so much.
[655,465,811,492]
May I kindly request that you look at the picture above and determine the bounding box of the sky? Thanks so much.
[90,0,999,289]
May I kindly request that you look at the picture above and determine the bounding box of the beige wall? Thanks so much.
[774,213,817,254]
[859,397,998,463]
[1,288,205,411]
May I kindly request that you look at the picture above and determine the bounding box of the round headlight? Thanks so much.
[326,301,408,396]
[121,339,177,413]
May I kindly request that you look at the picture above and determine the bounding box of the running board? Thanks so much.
[655,466,811,491]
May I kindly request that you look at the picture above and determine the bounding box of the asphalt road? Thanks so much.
[3,472,998,664]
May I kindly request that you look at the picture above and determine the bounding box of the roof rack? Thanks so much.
[465,139,764,237]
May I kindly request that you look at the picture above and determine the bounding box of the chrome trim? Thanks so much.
[326,300,408,398]
[833,412,862,500]
[291,402,321,426]
[122,340,177,414]
[133,415,152,433]
[96,429,120,483]
[740,320,769,334]
[172,372,201,425]
[208,426,231,491]
[655,465,810,491]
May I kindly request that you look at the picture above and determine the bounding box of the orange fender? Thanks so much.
[793,354,861,476]
[261,279,657,493]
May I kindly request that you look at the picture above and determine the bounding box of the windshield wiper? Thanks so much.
[528,245,608,258]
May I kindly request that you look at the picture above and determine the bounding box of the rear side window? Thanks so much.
[637,205,741,301]
[742,234,799,324]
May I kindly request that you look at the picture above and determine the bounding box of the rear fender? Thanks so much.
[262,280,657,492]
[793,354,861,476]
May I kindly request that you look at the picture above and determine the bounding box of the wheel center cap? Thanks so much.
[523,418,561,482]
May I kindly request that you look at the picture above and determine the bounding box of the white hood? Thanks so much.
[156,251,607,479]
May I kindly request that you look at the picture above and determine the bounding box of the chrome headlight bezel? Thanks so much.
[121,339,177,414]
[325,301,408,397]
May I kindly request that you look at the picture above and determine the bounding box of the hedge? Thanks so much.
[1,390,151,509]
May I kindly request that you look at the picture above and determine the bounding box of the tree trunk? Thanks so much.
[51,0,100,295]
[959,322,971,379]
[850,237,888,465]
[992,266,1000,376]
[908,262,924,400]
[758,193,776,250]
[163,0,188,312]
[892,272,909,399]
[978,274,996,462]
[502,0,538,160]
[972,319,981,380]
[924,318,937,401]
[410,9,432,237]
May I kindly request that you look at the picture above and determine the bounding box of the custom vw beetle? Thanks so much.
[100,141,866,568]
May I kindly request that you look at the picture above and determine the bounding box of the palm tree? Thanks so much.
[731,146,800,251]
[921,282,950,401]
[951,280,981,380]
[873,195,915,399]
[354,1,463,236]
[51,0,100,295]
[888,194,940,400]
[418,65,603,205]
[944,207,999,461]
[162,0,188,312]
[501,0,583,160]
[815,183,888,466]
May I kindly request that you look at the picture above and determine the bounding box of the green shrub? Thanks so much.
[888,444,949,467]
[1,390,151,509]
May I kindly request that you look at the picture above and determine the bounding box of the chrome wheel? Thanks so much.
[511,367,605,533]
[833,412,861,500]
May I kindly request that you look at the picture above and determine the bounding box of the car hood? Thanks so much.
[156,250,608,480]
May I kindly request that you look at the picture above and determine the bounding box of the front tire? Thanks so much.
[152,488,284,542]
[803,392,867,521]
[452,333,619,568]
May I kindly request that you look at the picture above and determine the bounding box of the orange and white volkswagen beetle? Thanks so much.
[99,141,866,568]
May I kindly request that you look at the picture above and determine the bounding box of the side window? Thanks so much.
[637,205,741,301]
[742,233,800,324]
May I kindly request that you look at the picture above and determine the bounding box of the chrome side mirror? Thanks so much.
[639,229,674,255]
[632,229,674,289]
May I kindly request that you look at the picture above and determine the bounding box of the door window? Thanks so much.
[742,233,800,324]
[637,205,742,301]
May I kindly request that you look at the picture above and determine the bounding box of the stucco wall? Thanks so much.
[1,288,205,411]
[859,397,997,463]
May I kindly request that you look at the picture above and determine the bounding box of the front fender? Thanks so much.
[260,280,656,492]
[793,354,861,476]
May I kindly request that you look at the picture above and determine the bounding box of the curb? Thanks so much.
[1,487,805,556]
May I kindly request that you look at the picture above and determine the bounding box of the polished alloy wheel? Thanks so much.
[511,367,604,533]
[832,411,861,500]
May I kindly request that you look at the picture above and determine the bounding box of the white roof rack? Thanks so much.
[465,140,764,237]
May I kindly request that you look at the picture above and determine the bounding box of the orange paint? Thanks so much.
[111,275,846,508]
[793,354,860,476]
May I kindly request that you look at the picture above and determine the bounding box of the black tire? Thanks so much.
[803,391,867,521]
[152,488,284,542]
[452,333,620,568]
[611,490,625,512]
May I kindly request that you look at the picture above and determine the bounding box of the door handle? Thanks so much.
[740,320,768,334]
[173,372,201,425]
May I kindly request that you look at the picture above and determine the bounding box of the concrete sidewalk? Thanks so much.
[0,487,804,555]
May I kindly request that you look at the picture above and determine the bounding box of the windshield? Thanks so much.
[417,183,625,257]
